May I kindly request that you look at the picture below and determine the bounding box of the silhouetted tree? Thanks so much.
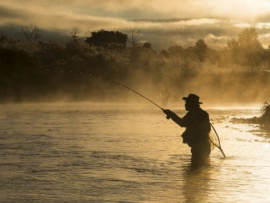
[129,27,140,47]
[238,28,262,50]
[142,42,152,49]
[226,28,264,67]
[164,45,185,68]
[195,39,207,62]
[21,24,42,44]
[85,29,128,49]
[71,31,79,43]
[167,45,183,56]
[0,34,8,43]
[160,49,169,57]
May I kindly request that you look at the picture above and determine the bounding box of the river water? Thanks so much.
[0,102,270,203]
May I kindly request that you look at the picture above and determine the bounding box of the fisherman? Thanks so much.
[163,94,211,168]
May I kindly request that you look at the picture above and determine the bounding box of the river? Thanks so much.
[0,102,269,203]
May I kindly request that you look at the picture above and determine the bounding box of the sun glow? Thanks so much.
[215,0,270,20]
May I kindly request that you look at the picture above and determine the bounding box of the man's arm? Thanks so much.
[163,109,183,126]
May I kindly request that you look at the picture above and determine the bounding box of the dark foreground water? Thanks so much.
[0,103,270,203]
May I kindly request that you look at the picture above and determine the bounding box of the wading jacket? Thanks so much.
[166,108,211,147]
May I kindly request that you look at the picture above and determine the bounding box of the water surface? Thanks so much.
[0,103,270,203]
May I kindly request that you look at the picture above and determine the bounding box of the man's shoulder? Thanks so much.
[198,108,209,117]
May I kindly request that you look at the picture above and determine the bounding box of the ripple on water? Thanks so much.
[1,103,270,202]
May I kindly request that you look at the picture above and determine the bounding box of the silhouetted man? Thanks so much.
[163,94,211,168]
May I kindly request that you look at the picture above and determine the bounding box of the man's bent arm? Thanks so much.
[163,109,183,127]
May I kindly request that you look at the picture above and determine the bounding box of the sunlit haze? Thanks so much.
[1,0,270,49]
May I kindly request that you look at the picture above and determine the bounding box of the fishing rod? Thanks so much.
[89,73,164,110]
[90,73,226,158]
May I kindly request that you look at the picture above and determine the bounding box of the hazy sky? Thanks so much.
[1,0,270,50]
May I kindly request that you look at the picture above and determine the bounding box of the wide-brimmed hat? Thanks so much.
[182,94,203,104]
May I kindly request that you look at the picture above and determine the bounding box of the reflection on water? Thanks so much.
[0,103,270,202]
[182,166,211,203]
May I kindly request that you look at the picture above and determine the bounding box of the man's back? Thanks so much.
[181,108,211,146]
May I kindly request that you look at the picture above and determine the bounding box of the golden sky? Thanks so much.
[1,0,270,50]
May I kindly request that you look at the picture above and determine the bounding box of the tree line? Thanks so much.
[0,26,269,103]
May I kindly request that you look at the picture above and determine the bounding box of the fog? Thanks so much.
[0,26,269,106]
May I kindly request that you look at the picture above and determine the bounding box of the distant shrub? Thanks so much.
[260,101,270,128]
[231,101,270,130]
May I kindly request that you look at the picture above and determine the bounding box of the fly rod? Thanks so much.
[89,73,164,110]
[90,73,226,158]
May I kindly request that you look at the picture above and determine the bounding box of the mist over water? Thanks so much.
[1,25,270,105]
[1,102,270,203]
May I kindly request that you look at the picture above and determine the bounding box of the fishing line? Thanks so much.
[90,73,226,158]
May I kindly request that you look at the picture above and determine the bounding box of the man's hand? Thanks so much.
[163,109,174,119]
